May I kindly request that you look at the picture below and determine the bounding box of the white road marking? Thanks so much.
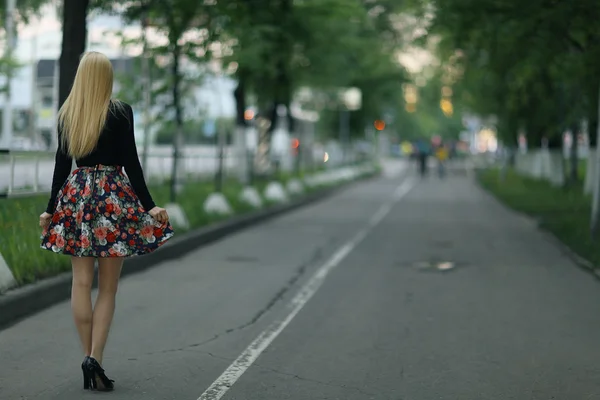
[393,178,415,201]
[197,178,417,400]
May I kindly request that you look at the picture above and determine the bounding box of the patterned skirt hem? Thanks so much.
[39,232,175,258]
[40,166,175,258]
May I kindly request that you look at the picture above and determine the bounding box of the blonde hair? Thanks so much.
[58,51,122,159]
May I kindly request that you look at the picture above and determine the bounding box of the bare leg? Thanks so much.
[71,257,96,356]
[90,257,124,366]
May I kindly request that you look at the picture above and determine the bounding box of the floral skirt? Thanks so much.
[41,165,174,257]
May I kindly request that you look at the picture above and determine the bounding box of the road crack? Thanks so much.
[141,245,328,357]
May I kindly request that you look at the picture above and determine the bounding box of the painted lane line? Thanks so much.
[197,178,417,400]
[393,178,414,200]
[367,179,414,229]
[369,202,392,227]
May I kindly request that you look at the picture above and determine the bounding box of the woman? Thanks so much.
[39,51,174,391]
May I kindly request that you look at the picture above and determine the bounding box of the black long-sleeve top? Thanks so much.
[45,101,156,214]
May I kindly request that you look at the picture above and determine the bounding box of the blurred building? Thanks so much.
[34,58,135,148]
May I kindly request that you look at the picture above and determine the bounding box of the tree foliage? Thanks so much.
[415,0,600,147]
[0,0,48,92]
[0,0,47,26]
[214,0,410,138]
[59,0,416,145]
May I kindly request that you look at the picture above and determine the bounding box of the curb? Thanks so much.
[0,174,377,330]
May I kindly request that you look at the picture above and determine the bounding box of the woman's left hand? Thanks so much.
[39,212,53,229]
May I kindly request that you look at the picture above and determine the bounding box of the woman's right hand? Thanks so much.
[39,212,53,230]
[149,206,169,224]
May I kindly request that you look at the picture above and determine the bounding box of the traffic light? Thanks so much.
[374,120,385,131]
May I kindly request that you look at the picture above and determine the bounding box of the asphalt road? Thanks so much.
[2,159,600,399]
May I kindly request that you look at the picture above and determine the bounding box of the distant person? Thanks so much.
[435,144,449,178]
[449,141,457,159]
[415,139,430,177]
[38,52,175,392]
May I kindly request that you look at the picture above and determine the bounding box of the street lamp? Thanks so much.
[374,120,385,131]
[340,87,362,111]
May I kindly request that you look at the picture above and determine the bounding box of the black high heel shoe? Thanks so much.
[85,357,115,391]
[81,356,91,390]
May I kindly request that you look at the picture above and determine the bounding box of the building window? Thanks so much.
[42,95,53,107]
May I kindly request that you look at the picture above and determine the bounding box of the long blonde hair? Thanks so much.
[58,51,119,159]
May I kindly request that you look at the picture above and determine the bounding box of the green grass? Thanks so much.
[0,181,221,285]
[477,168,600,268]
[0,194,73,284]
[0,179,275,285]
[0,165,377,287]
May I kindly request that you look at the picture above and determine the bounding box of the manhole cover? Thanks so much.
[412,260,460,272]
[437,261,455,270]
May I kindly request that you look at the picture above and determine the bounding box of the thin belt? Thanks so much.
[75,164,122,172]
[76,165,122,189]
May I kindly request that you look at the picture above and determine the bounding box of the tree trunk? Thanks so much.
[267,0,292,139]
[590,114,598,148]
[234,74,247,127]
[589,79,599,147]
[267,103,278,136]
[546,133,562,149]
[58,0,89,108]
[507,147,516,166]
[233,72,249,184]
[569,123,579,183]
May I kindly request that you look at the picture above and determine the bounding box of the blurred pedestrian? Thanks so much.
[415,138,430,177]
[435,143,449,178]
[38,51,174,392]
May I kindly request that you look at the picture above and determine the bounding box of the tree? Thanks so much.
[113,53,202,124]
[58,0,90,108]
[220,0,410,142]
[117,0,220,200]
[0,0,48,91]
[55,0,117,115]
[415,0,600,151]
[0,0,48,146]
